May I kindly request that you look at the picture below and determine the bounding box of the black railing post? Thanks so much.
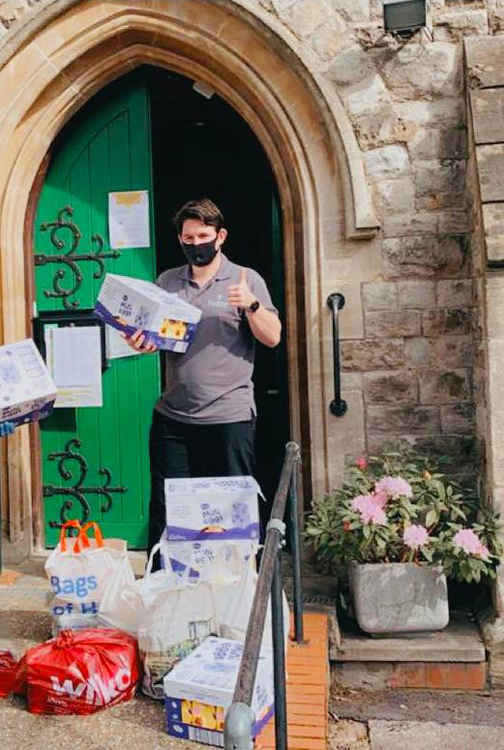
[327,292,347,417]
[225,442,302,750]
[271,552,288,750]
[288,458,304,644]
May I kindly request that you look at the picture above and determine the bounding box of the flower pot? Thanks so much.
[349,562,449,635]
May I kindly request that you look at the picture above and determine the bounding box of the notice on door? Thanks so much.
[108,190,150,249]
[46,326,103,408]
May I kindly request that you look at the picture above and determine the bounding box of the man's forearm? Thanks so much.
[245,306,281,348]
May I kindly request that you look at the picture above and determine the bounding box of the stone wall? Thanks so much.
[245,0,485,470]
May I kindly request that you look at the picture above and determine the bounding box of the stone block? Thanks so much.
[441,403,475,433]
[326,0,370,23]
[341,339,405,371]
[374,176,415,213]
[404,335,473,369]
[281,0,329,38]
[476,144,504,202]
[419,369,471,404]
[383,236,466,279]
[422,308,472,335]
[408,127,468,160]
[437,210,469,234]
[326,42,376,87]
[367,405,441,434]
[364,144,410,181]
[363,370,418,403]
[365,311,421,338]
[398,280,436,309]
[433,8,488,41]
[470,89,504,145]
[382,212,439,238]
[395,98,465,129]
[436,279,473,307]
[483,203,504,262]
[310,18,347,61]
[465,35,504,89]
[344,74,392,119]
[414,159,466,210]
[380,42,462,99]
[362,281,398,311]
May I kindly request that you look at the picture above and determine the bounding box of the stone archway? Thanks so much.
[0,0,377,555]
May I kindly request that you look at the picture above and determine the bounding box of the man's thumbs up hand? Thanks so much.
[228,267,255,309]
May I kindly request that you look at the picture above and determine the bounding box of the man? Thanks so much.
[124,198,281,562]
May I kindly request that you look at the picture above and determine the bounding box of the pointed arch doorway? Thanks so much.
[32,66,289,547]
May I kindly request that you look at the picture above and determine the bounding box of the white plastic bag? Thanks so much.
[160,536,257,586]
[213,564,290,653]
[137,547,219,699]
[44,521,135,621]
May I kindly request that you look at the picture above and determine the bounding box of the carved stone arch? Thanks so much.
[0,0,377,552]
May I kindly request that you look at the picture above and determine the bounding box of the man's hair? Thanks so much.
[173,198,225,235]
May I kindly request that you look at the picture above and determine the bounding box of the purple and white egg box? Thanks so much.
[95,273,201,353]
[164,476,261,541]
[0,339,57,425]
[163,636,274,715]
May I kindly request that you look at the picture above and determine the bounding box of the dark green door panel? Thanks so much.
[34,78,159,547]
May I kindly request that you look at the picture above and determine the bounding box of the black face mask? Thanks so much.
[181,239,218,267]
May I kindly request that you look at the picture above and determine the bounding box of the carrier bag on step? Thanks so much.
[45,521,135,623]
[138,546,219,700]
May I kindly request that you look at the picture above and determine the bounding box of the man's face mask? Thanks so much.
[181,238,218,267]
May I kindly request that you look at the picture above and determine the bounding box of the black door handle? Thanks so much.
[327,293,347,417]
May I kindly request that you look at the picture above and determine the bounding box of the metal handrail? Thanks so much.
[224,441,303,750]
[327,292,347,417]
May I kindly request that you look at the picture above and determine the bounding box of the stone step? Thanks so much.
[331,613,485,662]
[330,613,487,691]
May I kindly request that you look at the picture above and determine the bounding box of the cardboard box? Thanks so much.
[0,339,57,425]
[164,636,274,747]
[164,476,261,542]
[94,273,202,352]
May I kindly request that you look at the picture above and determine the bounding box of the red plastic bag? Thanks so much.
[0,651,18,698]
[23,628,140,715]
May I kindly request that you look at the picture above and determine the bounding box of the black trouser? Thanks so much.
[148,409,256,568]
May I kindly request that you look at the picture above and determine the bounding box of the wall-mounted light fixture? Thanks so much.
[383,0,426,37]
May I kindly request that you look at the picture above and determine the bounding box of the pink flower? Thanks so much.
[372,490,389,508]
[403,524,429,549]
[351,494,387,525]
[375,476,413,499]
[355,457,368,470]
[453,529,490,559]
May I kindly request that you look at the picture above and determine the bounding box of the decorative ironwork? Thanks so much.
[43,438,127,528]
[34,205,121,310]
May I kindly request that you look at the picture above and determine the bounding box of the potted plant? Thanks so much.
[305,450,503,635]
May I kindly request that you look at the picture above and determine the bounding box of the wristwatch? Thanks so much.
[248,299,260,313]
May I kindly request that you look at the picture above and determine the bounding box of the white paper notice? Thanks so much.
[46,326,103,408]
[108,190,150,249]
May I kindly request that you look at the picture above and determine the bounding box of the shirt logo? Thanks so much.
[209,294,229,309]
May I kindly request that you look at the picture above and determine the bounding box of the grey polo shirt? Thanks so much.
[154,253,278,424]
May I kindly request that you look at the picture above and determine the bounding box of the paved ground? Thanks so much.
[0,561,206,749]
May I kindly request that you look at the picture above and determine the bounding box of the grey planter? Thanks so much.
[349,562,449,635]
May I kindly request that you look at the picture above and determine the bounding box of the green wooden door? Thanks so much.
[33,77,159,548]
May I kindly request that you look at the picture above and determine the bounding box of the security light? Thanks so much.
[383,0,426,36]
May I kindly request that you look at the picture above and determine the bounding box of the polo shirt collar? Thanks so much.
[176,252,233,282]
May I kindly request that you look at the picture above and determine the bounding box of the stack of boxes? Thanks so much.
[160,476,275,747]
